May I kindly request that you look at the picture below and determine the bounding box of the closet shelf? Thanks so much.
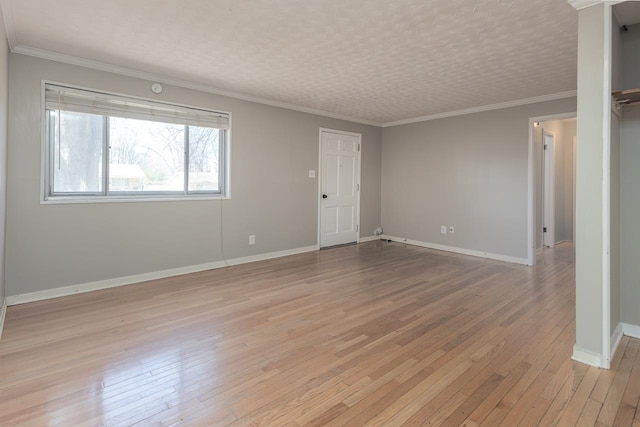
[612,88,640,107]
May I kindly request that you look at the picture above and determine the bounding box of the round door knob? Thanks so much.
[322,194,328,199]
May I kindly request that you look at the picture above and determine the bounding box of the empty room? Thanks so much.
[0,0,639,426]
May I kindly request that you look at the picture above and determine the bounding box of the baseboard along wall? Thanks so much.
[6,245,319,306]
[0,299,7,341]
[572,346,603,368]
[380,235,529,265]
[622,323,640,340]
[6,236,387,306]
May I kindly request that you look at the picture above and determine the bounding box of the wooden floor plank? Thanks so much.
[0,241,638,425]
[578,398,604,426]
[598,339,640,425]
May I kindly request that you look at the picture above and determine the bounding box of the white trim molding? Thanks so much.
[10,45,382,127]
[4,44,579,130]
[359,235,381,243]
[382,91,577,128]
[622,323,640,340]
[568,1,626,10]
[6,245,319,306]
[0,298,7,341]
[380,235,528,265]
[611,322,623,360]
[568,1,603,10]
[571,323,626,369]
[572,345,603,368]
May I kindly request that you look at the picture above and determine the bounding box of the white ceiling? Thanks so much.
[2,0,578,125]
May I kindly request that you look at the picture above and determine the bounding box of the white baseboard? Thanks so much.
[572,345,603,368]
[611,322,624,360]
[622,322,640,340]
[380,235,529,265]
[359,235,380,243]
[6,245,319,306]
[571,324,626,370]
[0,298,7,341]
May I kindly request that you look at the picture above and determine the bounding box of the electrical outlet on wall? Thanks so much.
[441,226,447,235]
[449,226,455,234]
[249,235,256,245]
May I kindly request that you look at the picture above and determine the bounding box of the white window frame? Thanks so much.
[40,81,232,204]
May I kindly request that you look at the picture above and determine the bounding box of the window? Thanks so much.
[44,84,229,201]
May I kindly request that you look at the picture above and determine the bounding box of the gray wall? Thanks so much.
[619,15,640,330]
[5,53,382,296]
[381,97,576,261]
[621,23,640,91]
[612,14,622,94]
[620,108,640,328]
[0,9,8,306]
[552,120,576,245]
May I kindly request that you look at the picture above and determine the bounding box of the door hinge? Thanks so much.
[543,227,547,232]
[356,225,359,232]
[544,144,548,150]
[357,183,360,191]
[358,144,360,152]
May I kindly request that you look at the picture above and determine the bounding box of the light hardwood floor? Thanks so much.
[0,241,638,426]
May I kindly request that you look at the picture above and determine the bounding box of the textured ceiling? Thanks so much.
[5,0,578,124]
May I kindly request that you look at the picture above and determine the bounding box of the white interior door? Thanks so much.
[319,130,360,248]
[543,132,555,248]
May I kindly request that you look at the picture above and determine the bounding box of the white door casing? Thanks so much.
[543,131,555,248]
[318,129,361,248]
[573,135,577,246]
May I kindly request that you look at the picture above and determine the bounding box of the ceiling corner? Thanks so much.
[0,0,17,50]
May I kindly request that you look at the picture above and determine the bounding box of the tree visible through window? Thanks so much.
[44,84,229,200]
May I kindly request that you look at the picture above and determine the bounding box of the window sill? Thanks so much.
[41,195,231,205]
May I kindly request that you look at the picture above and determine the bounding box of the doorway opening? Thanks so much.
[527,113,577,265]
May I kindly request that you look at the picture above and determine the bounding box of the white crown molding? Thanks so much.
[9,45,576,129]
[382,90,577,127]
[11,45,383,127]
[0,0,17,50]
[568,0,627,10]
[568,0,602,10]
